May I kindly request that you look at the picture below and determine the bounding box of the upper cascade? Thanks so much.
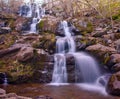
[19,3,45,34]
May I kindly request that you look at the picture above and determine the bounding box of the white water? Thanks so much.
[3,73,8,85]
[73,52,101,83]
[20,3,45,34]
[30,18,38,33]
[52,54,67,83]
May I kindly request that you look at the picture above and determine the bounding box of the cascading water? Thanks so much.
[52,54,67,83]
[29,4,43,33]
[30,17,38,33]
[51,20,107,95]
[73,52,101,83]
[19,3,45,34]
[3,73,8,85]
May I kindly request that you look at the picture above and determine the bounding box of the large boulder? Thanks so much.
[16,47,34,62]
[15,17,31,32]
[86,44,117,68]
[0,46,21,58]
[107,71,120,96]
[37,15,60,33]
[86,44,116,58]
[38,34,56,54]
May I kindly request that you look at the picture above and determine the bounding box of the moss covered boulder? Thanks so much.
[37,15,60,33]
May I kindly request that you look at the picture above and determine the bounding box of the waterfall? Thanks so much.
[73,52,100,83]
[3,73,8,85]
[29,4,43,34]
[52,54,67,83]
[30,18,38,33]
[19,3,45,34]
[51,20,106,91]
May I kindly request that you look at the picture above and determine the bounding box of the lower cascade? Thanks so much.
[51,20,107,94]
[52,54,67,83]
[73,52,101,83]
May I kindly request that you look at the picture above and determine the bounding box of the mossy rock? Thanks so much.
[75,21,93,35]
[112,13,120,20]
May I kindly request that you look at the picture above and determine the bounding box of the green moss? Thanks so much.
[9,19,15,30]
[86,22,93,33]
[32,42,40,48]
[38,20,44,29]
[8,60,33,78]
[104,53,110,64]
[112,13,120,20]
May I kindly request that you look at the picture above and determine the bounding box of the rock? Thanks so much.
[0,46,21,58]
[17,96,32,99]
[0,27,11,34]
[15,17,31,32]
[38,34,56,54]
[115,39,120,53]
[34,95,53,99]
[16,47,34,62]
[37,15,60,33]
[66,54,75,65]
[0,88,6,95]
[0,21,5,27]
[112,63,120,72]
[107,71,120,96]
[0,73,6,84]
[110,54,120,64]
[86,44,116,56]
[92,28,107,37]
[6,93,17,98]
[32,62,54,83]
[0,88,31,99]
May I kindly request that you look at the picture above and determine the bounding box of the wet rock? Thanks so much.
[110,54,120,67]
[0,27,11,34]
[34,95,53,99]
[66,54,75,65]
[0,21,5,27]
[32,62,54,83]
[0,73,5,84]
[107,71,120,96]
[67,65,75,82]
[16,47,34,62]
[112,63,120,72]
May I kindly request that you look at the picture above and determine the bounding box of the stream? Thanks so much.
[0,84,119,99]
